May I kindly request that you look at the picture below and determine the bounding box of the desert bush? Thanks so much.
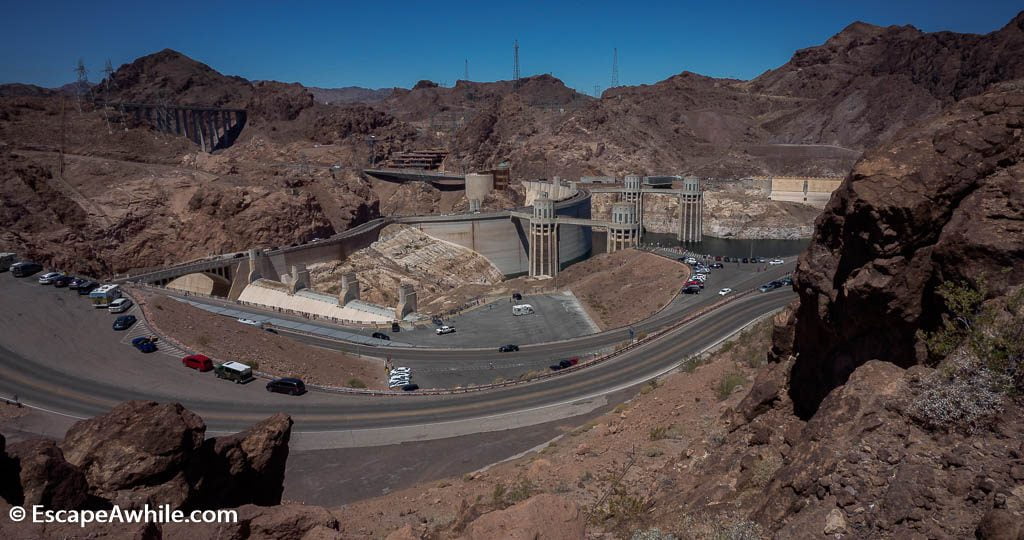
[649,426,670,441]
[748,454,782,489]
[910,350,1009,433]
[632,528,678,540]
[505,477,536,504]
[715,373,746,401]
[347,378,366,389]
[674,512,764,540]
[195,335,210,347]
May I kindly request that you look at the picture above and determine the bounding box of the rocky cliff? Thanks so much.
[779,79,1024,418]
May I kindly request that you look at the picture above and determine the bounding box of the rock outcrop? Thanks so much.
[785,80,1024,417]
[11,400,296,511]
[459,494,586,540]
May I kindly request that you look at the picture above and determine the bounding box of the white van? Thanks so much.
[512,304,535,316]
[108,297,134,314]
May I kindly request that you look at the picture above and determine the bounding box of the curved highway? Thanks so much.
[0,271,793,435]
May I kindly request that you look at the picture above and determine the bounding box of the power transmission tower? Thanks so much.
[593,84,601,98]
[74,58,88,112]
[102,59,114,91]
[513,40,521,89]
[611,48,619,87]
[464,59,469,81]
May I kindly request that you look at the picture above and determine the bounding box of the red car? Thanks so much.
[686,279,704,288]
[182,354,213,372]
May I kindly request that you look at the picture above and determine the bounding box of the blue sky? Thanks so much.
[1,1,1020,93]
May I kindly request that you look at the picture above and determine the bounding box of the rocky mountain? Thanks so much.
[309,85,395,104]
[777,79,1024,418]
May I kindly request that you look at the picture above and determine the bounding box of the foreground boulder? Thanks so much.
[59,401,206,509]
[4,439,89,510]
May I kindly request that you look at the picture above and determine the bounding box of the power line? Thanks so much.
[513,40,521,89]
[611,48,619,88]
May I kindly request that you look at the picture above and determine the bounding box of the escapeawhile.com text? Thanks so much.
[7,504,238,527]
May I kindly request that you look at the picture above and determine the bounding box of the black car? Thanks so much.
[768,280,784,288]
[498,344,519,352]
[742,257,749,264]
[372,331,391,340]
[710,263,724,269]
[112,315,137,331]
[68,277,87,289]
[391,322,401,332]
[780,276,793,286]
[266,377,306,395]
[402,383,419,392]
[76,281,98,295]
[53,275,73,288]
[549,363,564,371]
[559,359,572,369]
[682,285,701,295]
[10,262,42,277]
[512,292,523,302]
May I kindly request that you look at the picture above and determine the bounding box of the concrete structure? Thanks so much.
[364,168,466,187]
[282,264,310,293]
[396,283,417,319]
[643,175,678,188]
[678,176,703,243]
[768,176,843,208]
[165,272,230,297]
[339,272,360,304]
[236,280,392,324]
[579,176,616,184]
[607,202,640,253]
[529,193,559,277]
[397,189,593,277]
[523,179,578,206]
[465,172,495,209]
[589,174,705,243]
[104,102,247,153]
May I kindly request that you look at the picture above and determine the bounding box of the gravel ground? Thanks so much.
[142,292,386,389]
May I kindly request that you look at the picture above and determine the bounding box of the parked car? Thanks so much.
[53,275,74,288]
[182,354,214,372]
[76,281,98,295]
[757,257,767,263]
[682,285,701,295]
[11,262,42,277]
[780,276,793,286]
[769,258,785,265]
[237,318,262,327]
[108,297,133,314]
[68,277,87,289]
[549,363,564,371]
[692,274,707,281]
[684,257,697,265]
[389,380,410,388]
[710,263,724,269]
[372,332,391,340]
[38,271,63,285]
[512,292,523,302]
[715,256,722,261]
[112,315,137,330]
[498,344,519,352]
[391,321,401,332]
[742,257,749,264]
[436,325,456,335]
[267,377,306,395]
[214,361,254,383]
[759,282,781,293]
[559,359,573,369]
[402,384,419,392]
[718,288,733,296]
[130,336,157,353]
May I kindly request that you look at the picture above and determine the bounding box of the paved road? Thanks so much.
[0,271,795,440]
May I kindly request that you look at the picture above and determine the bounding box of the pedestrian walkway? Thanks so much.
[119,306,191,359]
[171,297,413,347]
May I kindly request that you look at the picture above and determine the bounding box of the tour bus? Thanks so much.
[89,284,123,308]
[512,304,535,316]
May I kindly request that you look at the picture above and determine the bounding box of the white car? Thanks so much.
[38,271,63,284]
[692,274,707,282]
[388,380,410,388]
[769,258,785,265]
[108,297,134,313]
[436,325,456,335]
[237,318,264,327]
[718,288,733,296]
[390,367,411,373]
[684,257,697,265]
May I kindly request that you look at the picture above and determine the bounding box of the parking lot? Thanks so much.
[391,291,602,348]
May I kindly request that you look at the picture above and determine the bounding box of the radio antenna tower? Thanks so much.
[464,59,469,81]
[611,48,619,87]
[513,40,521,89]
[74,58,88,112]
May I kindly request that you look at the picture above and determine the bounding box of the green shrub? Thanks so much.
[715,372,747,401]
[347,378,366,389]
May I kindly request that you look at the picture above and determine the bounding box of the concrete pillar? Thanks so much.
[284,264,309,293]
[247,248,262,283]
[396,283,417,319]
[194,111,205,152]
[339,272,360,304]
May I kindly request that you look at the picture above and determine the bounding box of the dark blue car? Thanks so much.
[113,315,137,331]
[130,336,157,353]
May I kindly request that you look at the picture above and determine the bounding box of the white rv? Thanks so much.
[512,304,535,316]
